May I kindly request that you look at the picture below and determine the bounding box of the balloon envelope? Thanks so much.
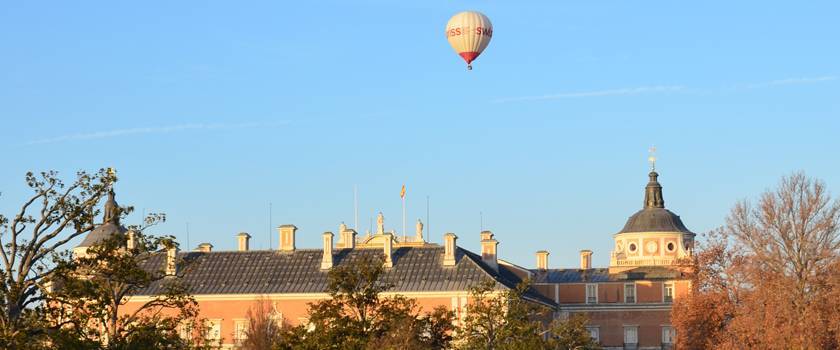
[445,11,493,70]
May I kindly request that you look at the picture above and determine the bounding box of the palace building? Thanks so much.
[75,167,694,349]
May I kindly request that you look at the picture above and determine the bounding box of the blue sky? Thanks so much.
[2,1,838,268]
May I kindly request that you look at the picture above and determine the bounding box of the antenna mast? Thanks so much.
[354,185,358,230]
[426,195,430,242]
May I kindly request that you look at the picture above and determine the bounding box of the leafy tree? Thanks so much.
[48,231,199,349]
[455,280,551,350]
[275,254,454,350]
[545,314,600,350]
[0,169,115,348]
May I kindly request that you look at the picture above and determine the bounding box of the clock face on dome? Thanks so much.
[645,241,658,254]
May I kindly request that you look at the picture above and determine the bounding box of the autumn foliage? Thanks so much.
[672,173,840,349]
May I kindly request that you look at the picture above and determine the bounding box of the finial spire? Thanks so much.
[648,146,657,172]
[644,169,665,209]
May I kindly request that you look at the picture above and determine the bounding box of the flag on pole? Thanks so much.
[400,184,406,199]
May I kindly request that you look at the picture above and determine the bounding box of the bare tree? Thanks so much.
[727,172,840,347]
[241,298,293,350]
[0,169,115,345]
[674,172,840,349]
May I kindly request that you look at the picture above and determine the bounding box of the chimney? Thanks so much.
[382,232,394,268]
[237,232,251,251]
[443,233,458,266]
[480,230,499,271]
[580,250,593,270]
[321,232,334,270]
[165,243,179,276]
[126,230,136,250]
[339,223,356,249]
[278,225,297,251]
[536,250,549,270]
[197,243,213,252]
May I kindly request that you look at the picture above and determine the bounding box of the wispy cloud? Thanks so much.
[494,75,836,103]
[26,121,288,145]
[744,75,837,89]
[493,85,685,103]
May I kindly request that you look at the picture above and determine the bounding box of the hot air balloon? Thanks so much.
[445,11,493,70]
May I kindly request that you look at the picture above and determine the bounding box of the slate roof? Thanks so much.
[133,245,556,307]
[77,222,127,248]
[530,266,687,284]
[617,207,693,235]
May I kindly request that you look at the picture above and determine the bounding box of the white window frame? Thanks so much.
[663,282,674,303]
[662,325,675,344]
[178,321,193,341]
[269,310,284,329]
[585,283,598,304]
[586,326,600,342]
[624,283,637,304]
[624,325,639,345]
[233,318,248,345]
[205,319,222,346]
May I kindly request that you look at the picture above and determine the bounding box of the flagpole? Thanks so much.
[354,185,358,230]
[402,195,406,242]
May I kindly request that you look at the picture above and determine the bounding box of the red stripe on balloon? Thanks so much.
[459,51,480,64]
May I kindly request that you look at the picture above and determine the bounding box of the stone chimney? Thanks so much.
[127,230,136,250]
[278,225,297,251]
[580,250,593,270]
[536,250,549,270]
[480,230,498,271]
[197,243,213,252]
[165,244,179,276]
[321,232,334,270]
[339,224,356,249]
[383,232,394,268]
[237,232,251,251]
[443,233,458,266]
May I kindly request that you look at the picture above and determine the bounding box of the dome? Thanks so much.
[616,171,694,235]
[76,189,127,248]
[618,207,692,234]
[77,221,128,248]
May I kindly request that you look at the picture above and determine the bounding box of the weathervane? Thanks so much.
[648,146,657,171]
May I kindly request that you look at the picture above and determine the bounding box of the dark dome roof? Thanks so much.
[77,222,127,248]
[618,207,693,234]
[617,170,694,235]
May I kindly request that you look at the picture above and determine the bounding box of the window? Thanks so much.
[234,319,248,345]
[624,283,636,303]
[206,319,221,346]
[666,241,676,252]
[178,322,193,341]
[586,326,600,342]
[664,282,674,303]
[269,310,284,329]
[662,326,676,344]
[628,242,637,253]
[624,326,639,345]
[586,284,598,304]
